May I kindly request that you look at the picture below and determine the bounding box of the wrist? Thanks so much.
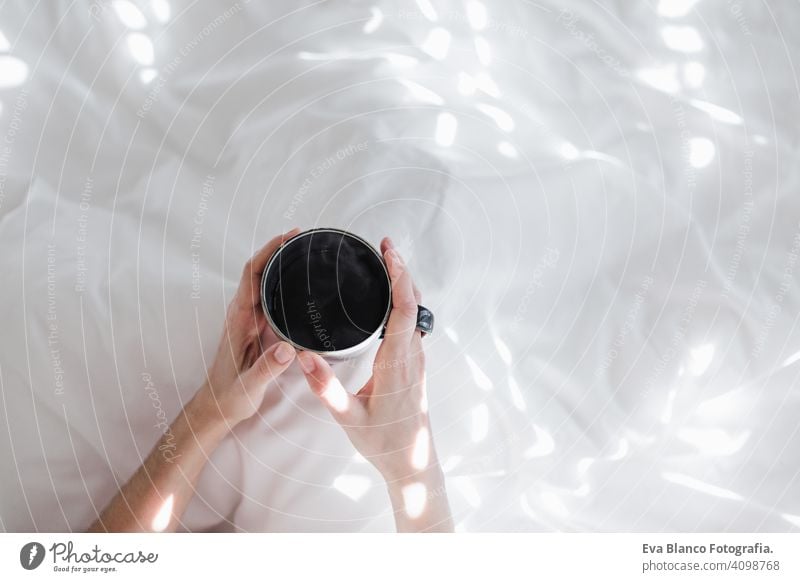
[186,384,233,442]
[383,462,446,493]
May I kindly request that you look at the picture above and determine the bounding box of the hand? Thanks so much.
[296,238,453,531]
[90,229,302,532]
[196,228,301,428]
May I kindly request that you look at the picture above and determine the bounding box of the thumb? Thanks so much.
[297,351,362,421]
[241,341,296,390]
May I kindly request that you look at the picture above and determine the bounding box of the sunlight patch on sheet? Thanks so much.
[637,64,680,93]
[689,99,743,125]
[541,490,569,518]
[662,472,742,500]
[398,78,445,105]
[298,50,341,60]
[298,50,417,67]
[114,0,148,29]
[476,103,515,132]
[444,326,460,343]
[435,112,458,147]
[683,61,706,88]
[694,388,747,423]
[583,150,626,167]
[559,141,580,160]
[688,343,715,374]
[0,29,10,52]
[474,36,491,66]
[509,376,527,411]
[780,349,800,368]
[657,0,701,18]
[524,425,555,458]
[458,72,476,95]
[688,137,715,168]
[471,403,489,442]
[677,428,750,456]
[782,513,800,528]
[139,67,158,84]
[493,335,513,364]
[607,438,629,461]
[384,53,419,67]
[498,141,518,159]
[661,387,678,424]
[150,0,171,23]
[466,1,488,30]
[127,33,154,65]
[333,474,372,501]
[465,355,494,391]
[363,7,383,34]
[422,27,451,60]
[662,26,704,52]
[415,0,438,21]
[0,56,28,89]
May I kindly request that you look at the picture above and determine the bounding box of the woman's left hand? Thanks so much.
[195,228,301,428]
[90,228,301,532]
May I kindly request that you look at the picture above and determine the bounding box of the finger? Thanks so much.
[411,279,422,342]
[297,351,363,421]
[355,377,375,400]
[412,281,421,304]
[381,237,422,304]
[242,341,259,371]
[380,236,394,256]
[240,228,302,307]
[383,247,419,349]
[257,323,280,356]
[241,341,296,390]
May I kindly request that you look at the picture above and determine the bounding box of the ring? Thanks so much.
[416,305,434,337]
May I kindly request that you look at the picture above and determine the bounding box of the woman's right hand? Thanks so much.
[296,238,453,532]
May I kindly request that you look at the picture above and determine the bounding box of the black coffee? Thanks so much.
[262,230,391,352]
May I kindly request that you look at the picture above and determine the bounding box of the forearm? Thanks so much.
[385,464,454,533]
[88,386,228,532]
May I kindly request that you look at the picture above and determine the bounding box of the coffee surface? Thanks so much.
[264,231,390,351]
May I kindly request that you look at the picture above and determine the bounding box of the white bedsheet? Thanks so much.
[0,0,798,532]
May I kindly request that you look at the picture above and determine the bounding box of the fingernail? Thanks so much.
[385,237,395,249]
[298,351,316,373]
[273,342,295,364]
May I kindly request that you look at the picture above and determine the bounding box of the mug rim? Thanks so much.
[260,227,393,357]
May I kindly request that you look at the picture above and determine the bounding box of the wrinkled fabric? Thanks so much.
[0,0,798,532]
